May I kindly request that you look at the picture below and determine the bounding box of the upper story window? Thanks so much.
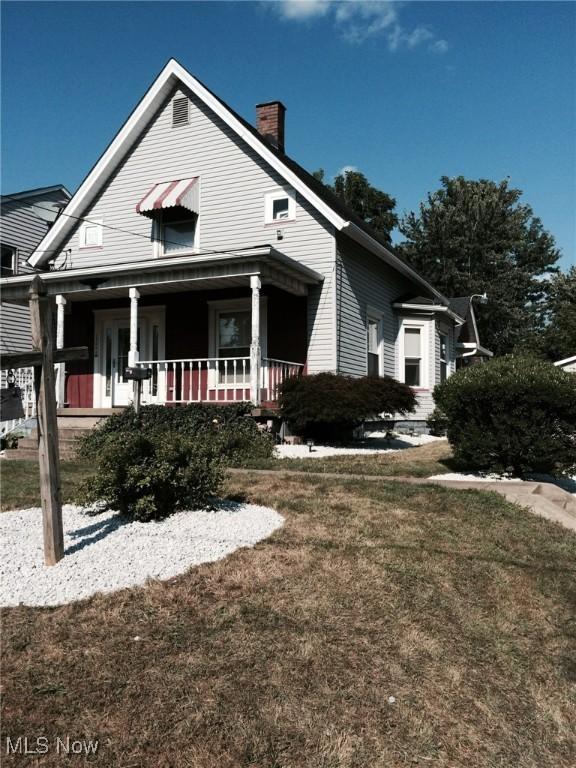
[439,333,448,382]
[161,209,198,254]
[1,244,17,276]
[264,188,296,224]
[136,177,200,257]
[79,219,103,249]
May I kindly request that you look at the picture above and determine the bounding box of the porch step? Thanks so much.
[4,446,79,461]
[57,408,124,417]
[57,416,105,429]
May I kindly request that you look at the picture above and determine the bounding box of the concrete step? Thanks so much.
[3,447,78,461]
[27,427,93,441]
[17,436,83,451]
[57,408,123,417]
[56,416,104,429]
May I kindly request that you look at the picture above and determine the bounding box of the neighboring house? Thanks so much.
[448,296,493,368]
[1,60,470,429]
[1,185,71,353]
[1,185,70,433]
[554,355,576,373]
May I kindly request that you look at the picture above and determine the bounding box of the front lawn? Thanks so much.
[241,437,455,477]
[1,466,575,766]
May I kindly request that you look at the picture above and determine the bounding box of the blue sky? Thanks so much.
[1,1,574,269]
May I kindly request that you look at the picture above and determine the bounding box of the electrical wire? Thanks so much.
[0,192,263,259]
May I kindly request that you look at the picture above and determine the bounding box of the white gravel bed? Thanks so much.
[428,472,576,496]
[275,433,443,459]
[0,502,284,607]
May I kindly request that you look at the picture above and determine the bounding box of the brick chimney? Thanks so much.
[256,101,286,152]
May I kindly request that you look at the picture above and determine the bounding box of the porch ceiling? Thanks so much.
[0,246,323,304]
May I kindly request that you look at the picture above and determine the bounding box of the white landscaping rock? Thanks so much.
[0,502,284,607]
[275,433,443,459]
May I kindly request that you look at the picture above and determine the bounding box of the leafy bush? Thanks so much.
[78,403,274,466]
[434,356,576,476]
[427,407,449,436]
[278,373,416,441]
[76,430,224,522]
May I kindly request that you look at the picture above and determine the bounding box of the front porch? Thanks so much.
[1,246,321,409]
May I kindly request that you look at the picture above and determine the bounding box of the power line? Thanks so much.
[1,192,250,257]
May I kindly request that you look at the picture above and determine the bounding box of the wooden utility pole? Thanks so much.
[29,275,64,565]
[1,277,88,566]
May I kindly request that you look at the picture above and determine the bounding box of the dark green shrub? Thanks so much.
[427,407,448,436]
[78,403,274,466]
[434,356,576,476]
[278,373,416,441]
[76,430,224,522]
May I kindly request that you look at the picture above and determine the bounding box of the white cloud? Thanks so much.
[337,165,358,176]
[277,0,331,20]
[272,1,450,53]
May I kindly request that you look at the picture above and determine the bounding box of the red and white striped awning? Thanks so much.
[136,178,199,217]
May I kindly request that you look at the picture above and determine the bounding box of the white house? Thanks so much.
[1,60,479,429]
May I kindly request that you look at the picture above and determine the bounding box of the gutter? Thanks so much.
[392,302,466,325]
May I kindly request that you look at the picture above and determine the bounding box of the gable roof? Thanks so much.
[1,185,71,204]
[26,59,444,302]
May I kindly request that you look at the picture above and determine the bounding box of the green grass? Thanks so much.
[0,460,93,511]
[1,464,576,766]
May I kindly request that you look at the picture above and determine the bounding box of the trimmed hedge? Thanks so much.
[434,356,576,476]
[278,373,416,441]
[78,403,274,466]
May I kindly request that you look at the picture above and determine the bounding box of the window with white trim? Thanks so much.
[367,314,382,376]
[158,209,198,255]
[403,327,423,387]
[264,188,296,224]
[439,333,448,382]
[79,219,103,249]
[1,244,17,276]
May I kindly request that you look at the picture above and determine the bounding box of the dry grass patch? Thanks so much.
[2,472,575,767]
[243,438,455,477]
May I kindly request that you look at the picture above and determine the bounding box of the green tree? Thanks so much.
[535,266,576,361]
[398,176,560,356]
[313,168,397,244]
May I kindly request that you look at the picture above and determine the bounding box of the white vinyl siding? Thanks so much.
[53,86,336,373]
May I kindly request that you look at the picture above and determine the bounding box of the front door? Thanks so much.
[94,308,165,408]
[111,321,144,406]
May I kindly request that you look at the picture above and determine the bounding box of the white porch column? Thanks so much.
[250,275,261,406]
[55,295,66,407]
[128,287,140,367]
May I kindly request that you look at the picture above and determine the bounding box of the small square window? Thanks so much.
[265,188,295,224]
[163,218,197,253]
[79,219,103,248]
[272,198,290,220]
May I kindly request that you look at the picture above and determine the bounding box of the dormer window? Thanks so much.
[79,219,103,249]
[264,187,295,224]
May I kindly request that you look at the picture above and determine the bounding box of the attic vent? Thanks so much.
[172,96,189,127]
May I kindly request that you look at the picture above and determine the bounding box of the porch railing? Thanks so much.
[136,357,303,404]
[1,366,36,435]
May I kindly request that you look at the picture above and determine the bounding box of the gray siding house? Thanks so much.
[1,60,469,427]
[1,185,70,354]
